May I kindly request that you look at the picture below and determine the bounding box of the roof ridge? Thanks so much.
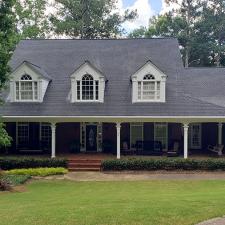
[20,37,177,41]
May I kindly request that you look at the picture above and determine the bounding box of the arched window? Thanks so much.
[76,74,99,101]
[138,74,160,100]
[15,74,38,101]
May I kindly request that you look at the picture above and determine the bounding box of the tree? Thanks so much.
[157,0,201,67]
[50,0,137,38]
[15,0,50,39]
[0,0,16,149]
[198,0,225,66]
[128,26,147,38]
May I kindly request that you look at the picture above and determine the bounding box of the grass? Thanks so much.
[1,180,225,225]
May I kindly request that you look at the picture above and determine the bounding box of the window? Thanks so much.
[131,61,166,103]
[15,74,38,101]
[130,123,143,150]
[76,74,99,101]
[189,123,201,149]
[137,74,160,101]
[40,123,51,148]
[17,122,29,146]
[154,123,168,150]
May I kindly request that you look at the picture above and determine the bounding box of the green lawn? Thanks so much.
[1,180,225,225]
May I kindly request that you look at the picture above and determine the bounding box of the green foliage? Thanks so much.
[128,26,147,38]
[102,158,225,171]
[0,0,18,90]
[50,0,137,38]
[0,123,12,149]
[0,157,68,170]
[1,174,31,186]
[6,167,68,176]
[15,0,50,39]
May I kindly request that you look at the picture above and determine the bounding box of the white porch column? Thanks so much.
[183,123,189,159]
[51,123,57,158]
[116,122,121,159]
[218,123,223,145]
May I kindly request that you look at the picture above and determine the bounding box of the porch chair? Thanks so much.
[207,144,224,156]
[167,142,180,157]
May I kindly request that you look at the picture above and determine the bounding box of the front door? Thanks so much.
[86,125,97,151]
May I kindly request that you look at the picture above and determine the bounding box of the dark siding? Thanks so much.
[56,123,80,154]
[102,123,116,152]
[29,123,40,149]
[144,123,154,141]
[121,123,130,148]
[168,123,182,148]
[202,123,217,150]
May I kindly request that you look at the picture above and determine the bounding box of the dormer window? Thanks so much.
[15,75,38,101]
[132,61,167,103]
[77,74,99,101]
[9,61,51,103]
[138,74,161,101]
[71,61,105,103]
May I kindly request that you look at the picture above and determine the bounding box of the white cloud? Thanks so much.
[160,0,181,14]
[119,0,155,32]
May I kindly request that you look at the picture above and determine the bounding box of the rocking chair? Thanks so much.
[207,144,224,156]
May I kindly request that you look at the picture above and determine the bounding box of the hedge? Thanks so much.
[0,158,68,170]
[101,158,225,171]
[6,167,68,177]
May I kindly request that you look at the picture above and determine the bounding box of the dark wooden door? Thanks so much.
[86,125,97,151]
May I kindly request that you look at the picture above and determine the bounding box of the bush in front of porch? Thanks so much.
[0,157,68,170]
[102,158,225,171]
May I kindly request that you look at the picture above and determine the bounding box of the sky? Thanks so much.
[47,0,171,33]
[118,0,168,32]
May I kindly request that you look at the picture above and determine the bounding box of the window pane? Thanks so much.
[16,82,19,100]
[130,124,143,149]
[17,122,29,146]
[138,82,141,100]
[82,74,94,100]
[95,81,99,100]
[77,81,80,100]
[154,123,167,150]
[20,82,33,100]
[34,82,38,100]
[41,123,51,148]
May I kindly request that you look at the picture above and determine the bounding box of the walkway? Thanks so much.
[64,171,225,181]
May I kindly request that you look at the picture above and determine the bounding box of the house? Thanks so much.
[1,38,225,159]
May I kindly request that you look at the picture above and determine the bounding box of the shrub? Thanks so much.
[1,174,31,186]
[101,158,225,171]
[0,170,12,191]
[0,157,68,170]
[6,167,68,177]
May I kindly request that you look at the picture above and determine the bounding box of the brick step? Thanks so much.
[68,159,102,163]
[69,167,101,172]
[69,163,101,167]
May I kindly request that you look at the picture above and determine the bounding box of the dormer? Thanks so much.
[131,60,167,103]
[70,61,106,103]
[9,61,51,102]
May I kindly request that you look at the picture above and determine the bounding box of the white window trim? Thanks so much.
[40,122,51,146]
[131,61,167,103]
[130,123,144,150]
[71,62,105,103]
[14,79,39,102]
[154,123,168,150]
[189,123,202,149]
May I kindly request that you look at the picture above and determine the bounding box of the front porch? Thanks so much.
[2,121,225,159]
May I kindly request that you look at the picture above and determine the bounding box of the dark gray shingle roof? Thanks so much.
[1,38,225,117]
